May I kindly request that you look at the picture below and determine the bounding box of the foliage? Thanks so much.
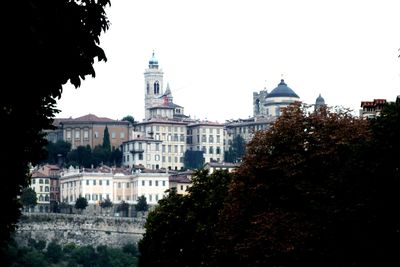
[102,126,111,151]
[183,150,204,169]
[74,196,88,212]
[99,197,113,209]
[20,187,37,209]
[45,140,71,165]
[2,0,110,251]
[216,102,400,266]
[117,201,130,217]
[135,195,149,212]
[46,241,63,263]
[67,145,92,168]
[123,243,138,256]
[224,134,246,163]
[122,115,136,125]
[138,170,233,267]
[110,148,123,167]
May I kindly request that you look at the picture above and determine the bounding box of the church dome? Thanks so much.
[315,94,325,105]
[149,51,158,67]
[267,79,299,98]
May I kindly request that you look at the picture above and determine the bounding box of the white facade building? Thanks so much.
[60,167,170,206]
[187,122,225,163]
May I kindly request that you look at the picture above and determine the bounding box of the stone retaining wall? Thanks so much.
[14,213,146,248]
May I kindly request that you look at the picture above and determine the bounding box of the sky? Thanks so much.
[56,0,400,123]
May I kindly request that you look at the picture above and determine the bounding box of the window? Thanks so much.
[209,147,214,154]
[216,147,221,154]
[142,180,145,186]
[94,131,99,138]
[209,135,214,143]
[39,179,43,184]
[156,143,160,151]
[180,185,183,190]
[86,180,89,185]
[202,135,207,142]
[32,179,36,184]
[174,145,178,153]
[66,131,72,139]
[155,180,159,186]
[40,186,43,191]
[84,130,89,140]
[120,132,125,139]
[75,130,80,139]
[99,180,102,186]
[154,81,160,94]
[155,155,160,161]
[106,180,110,186]
[149,180,152,186]
[147,82,150,94]
[45,179,49,184]
[118,182,121,188]
[139,153,143,160]
[111,132,116,139]
[93,180,96,186]
[216,135,220,143]
[126,182,130,188]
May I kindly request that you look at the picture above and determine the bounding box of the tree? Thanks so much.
[67,145,92,168]
[102,126,111,151]
[20,187,37,211]
[183,150,204,169]
[45,140,71,165]
[138,170,233,267]
[99,197,113,215]
[224,134,246,163]
[2,0,110,251]
[110,148,123,167]
[46,241,63,263]
[116,201,130,217]
[121,115,136,125]
[215,103,400,266]
[135,195,148,212]
[74,196,88,214]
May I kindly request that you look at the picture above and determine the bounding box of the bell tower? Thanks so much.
[144,51,164,120]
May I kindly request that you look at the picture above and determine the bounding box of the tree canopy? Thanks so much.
[224,134,246,163]
[20,188,37,210]
[74,196,88,213]
[216,103,400,266]
[2,0,110,251]
[135,195,149,212]
[138,170,233,267]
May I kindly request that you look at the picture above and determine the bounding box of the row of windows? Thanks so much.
[139,125,185,133]
[66,130,125,140]
[32,179,49,184]
[38,194,50,202]
[62,179,111,188]
[62,179,168,189]
[123,154,184,164]
[34,186,50,192]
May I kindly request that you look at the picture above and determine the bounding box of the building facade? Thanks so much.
[60,166,170,206]
[47,114,130,150]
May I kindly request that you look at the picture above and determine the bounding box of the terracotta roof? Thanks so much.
[31,170,49,178]
[74,114,115,122]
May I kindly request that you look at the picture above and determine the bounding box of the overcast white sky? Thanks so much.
[56,0,400,122]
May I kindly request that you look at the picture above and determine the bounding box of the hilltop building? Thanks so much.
[46,114,130,150]
[122,52,224,171]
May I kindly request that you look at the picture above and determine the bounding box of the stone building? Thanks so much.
[47,114,130,150]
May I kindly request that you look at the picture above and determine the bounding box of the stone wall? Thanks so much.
[14,213,146,248]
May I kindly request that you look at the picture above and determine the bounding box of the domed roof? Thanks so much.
[149,51,158,67]
[315,94,325,105]
[267,79,299,98]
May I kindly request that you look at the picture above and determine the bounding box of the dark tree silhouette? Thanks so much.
[2,0,110,252]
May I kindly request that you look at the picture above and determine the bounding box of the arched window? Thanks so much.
[154,81,160,94]
[255,99,260,114]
